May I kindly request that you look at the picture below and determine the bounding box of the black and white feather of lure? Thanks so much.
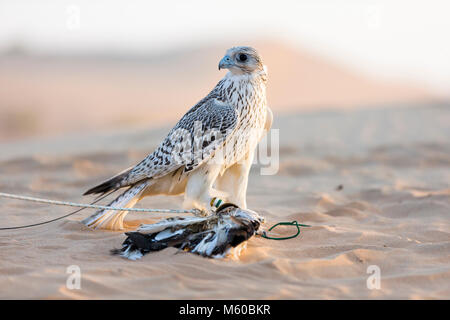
[111,203,265,259]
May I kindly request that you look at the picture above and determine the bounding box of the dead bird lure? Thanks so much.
[111,203,265,259]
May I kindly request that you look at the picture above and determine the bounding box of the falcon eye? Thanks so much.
[238,54,248,62]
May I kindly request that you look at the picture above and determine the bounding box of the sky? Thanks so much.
[0,0,449,96]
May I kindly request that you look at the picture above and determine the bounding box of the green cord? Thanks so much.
[260,220,311,240]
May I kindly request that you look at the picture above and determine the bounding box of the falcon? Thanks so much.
[82,46,272,230]
[111,203,265,259]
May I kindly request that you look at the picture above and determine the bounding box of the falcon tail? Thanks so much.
[82,180,151,230]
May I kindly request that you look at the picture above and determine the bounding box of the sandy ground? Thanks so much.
[0,103,449,299]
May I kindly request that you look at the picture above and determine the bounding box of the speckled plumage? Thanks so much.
[82,46,272,230]
[111,203,265,259]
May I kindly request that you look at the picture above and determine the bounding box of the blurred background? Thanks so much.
[0,0,448,142]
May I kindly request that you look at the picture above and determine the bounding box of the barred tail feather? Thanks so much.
[83,167,133,196]
[82,180,151,230]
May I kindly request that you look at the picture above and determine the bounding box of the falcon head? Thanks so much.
[218,46,264,74]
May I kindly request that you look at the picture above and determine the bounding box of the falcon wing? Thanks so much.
[84,97,238,195]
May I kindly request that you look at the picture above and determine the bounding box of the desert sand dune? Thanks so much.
[0,104,448,299]
[0,41,435,141]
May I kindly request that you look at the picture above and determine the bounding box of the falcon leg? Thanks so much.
[216,107,271,208]
[216,150,255,209]
[183,164,228,212]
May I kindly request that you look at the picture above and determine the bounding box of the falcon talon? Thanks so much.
[192,208,209,217]
[111,203,265,259]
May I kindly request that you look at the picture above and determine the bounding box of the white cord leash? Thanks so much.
[0,192,196,214]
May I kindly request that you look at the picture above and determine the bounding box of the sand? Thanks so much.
[0,104,449,299]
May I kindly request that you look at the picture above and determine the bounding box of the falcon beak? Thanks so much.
[218,55,233,70]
